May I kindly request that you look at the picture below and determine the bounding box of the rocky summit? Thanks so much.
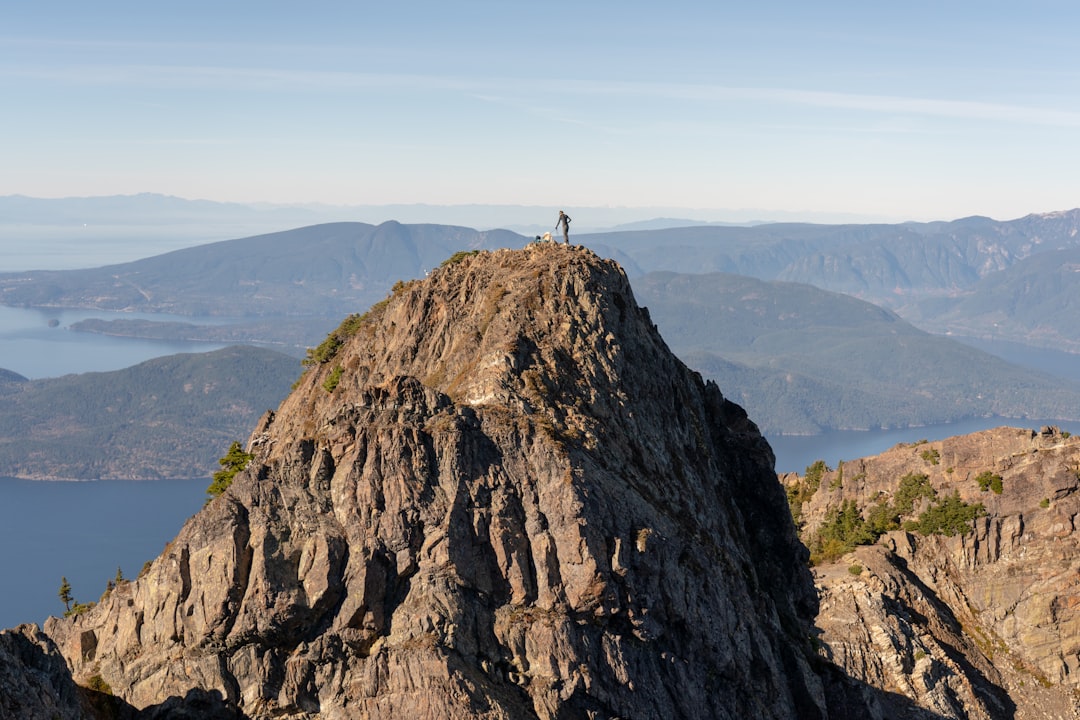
[25,245,834,718]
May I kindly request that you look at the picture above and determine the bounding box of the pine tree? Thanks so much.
[58,576,73,612]
[206,441,254,501]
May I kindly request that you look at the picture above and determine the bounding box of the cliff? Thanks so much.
[38,245,830,718]
[787,426,1080,719]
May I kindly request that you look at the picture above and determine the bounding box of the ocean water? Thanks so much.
[0,306,230,379]
[0,477,205,629]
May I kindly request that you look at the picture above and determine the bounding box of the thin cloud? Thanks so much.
[5,54,1079,129]
[568,80,1080,128]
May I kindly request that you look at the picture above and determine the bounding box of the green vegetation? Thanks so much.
[440,249,480,267]
[829,461,844,490]
[304,312,367,365]
[920,448,940,465]
[58,576,72,613]
[1040,497,1051,509]
[864,498,900,536]
[85,675,113,695]
[60,577,96,616]
[912,490,986,536]
[805,460,827,487]
[67,601,95,617]
[809,500,875,564]
[848,563,863,576]
[808,470,986,565]
[893,472,936,515]
[206,441,254,501]
[786,460,829,527]
[99,566,126,602]
[975,470,1004,494]
[323,365,344,392]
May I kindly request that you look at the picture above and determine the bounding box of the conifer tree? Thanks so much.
[206,441,254,501]
[58,576,73,613]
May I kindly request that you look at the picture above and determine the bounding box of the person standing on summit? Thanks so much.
[556,210,572,244]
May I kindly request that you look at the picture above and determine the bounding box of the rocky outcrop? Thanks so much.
[789,426,1080,719]
[41,245,829,718]
[0,625,86,720]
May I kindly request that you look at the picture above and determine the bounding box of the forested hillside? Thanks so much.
[634,272,1080,433]
[0,346,296,479]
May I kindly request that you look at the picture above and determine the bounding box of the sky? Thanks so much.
[4,1,1080,222]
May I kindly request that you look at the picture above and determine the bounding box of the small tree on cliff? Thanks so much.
[58,576,72,613]
[206,441,254,502]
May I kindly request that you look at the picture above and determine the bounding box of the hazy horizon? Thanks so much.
[6,3,1080,222]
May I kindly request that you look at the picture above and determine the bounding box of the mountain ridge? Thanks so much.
[4,221,1079,437]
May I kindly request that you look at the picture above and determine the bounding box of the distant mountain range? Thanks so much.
[633,272,1080,433]
[2,215,1079,440]
[0,193,880,237]
[583,209,1080,351]
[903,246,1080,351]
[0,221,527,320]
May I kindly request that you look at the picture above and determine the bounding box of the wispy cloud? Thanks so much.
[5,54,1079,130]
[565,81,1080,128]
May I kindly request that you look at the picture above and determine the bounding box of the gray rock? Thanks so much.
[43,246,827,718]
[791,427,1080,719]
[0,624,86,720]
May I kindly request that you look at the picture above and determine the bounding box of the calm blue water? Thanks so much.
[0,477,205,629]
[0,306,231,379]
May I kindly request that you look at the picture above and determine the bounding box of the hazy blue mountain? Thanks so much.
[608,218,719,231]
[3,219,1078,437]
[634,271,1080,434]
[0,346,297,480]
[8,211,1080,334]
[903,247,1080,353]
[0,193,879,238]
[0,221,529,318]
[585,209,1080,307]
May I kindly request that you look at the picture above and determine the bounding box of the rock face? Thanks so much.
[42,245,828,718]
[0,625,85,720]
[788,427,1080,719]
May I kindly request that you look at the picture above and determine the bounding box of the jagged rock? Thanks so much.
[41,245,830,718]
[791,427,1080,719]
[0,624,86,720]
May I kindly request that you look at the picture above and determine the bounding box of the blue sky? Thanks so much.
[4,1,1080,221]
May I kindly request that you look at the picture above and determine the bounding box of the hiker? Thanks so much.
[555,211,571,244]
